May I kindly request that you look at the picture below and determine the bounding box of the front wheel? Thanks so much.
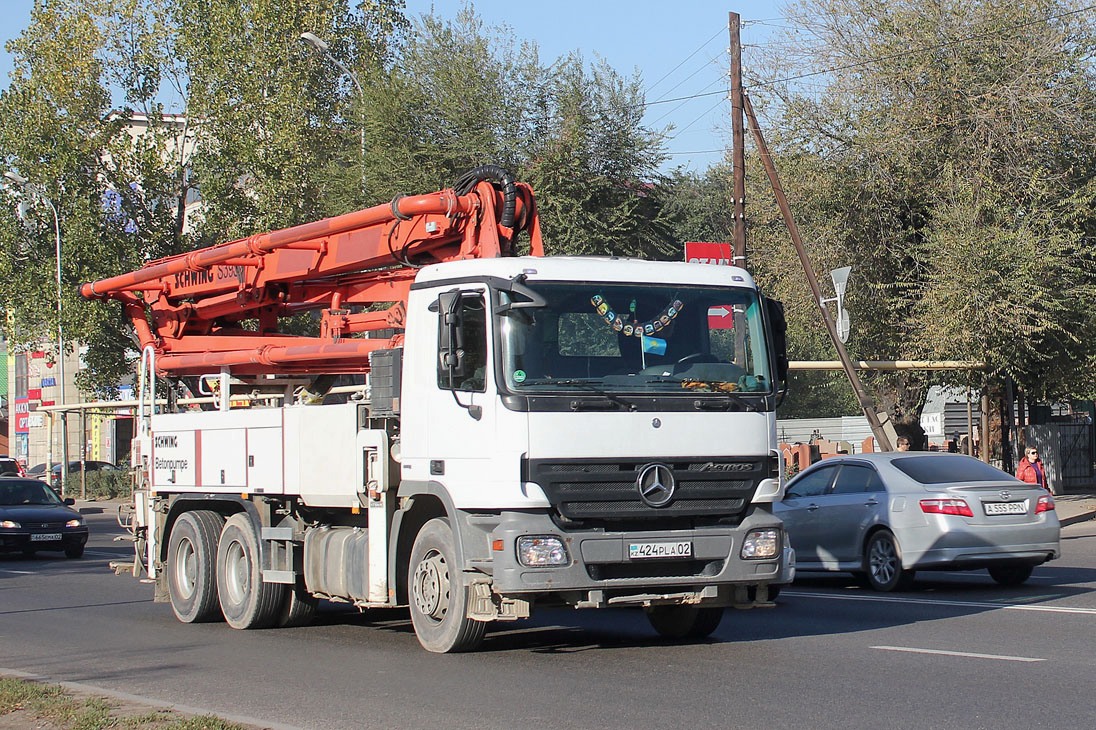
[863,530,915,592]
[408,518,486,653]
[988,563,1034,586]
[64,545,84,559]
[645,605,723,640]
[216,513,286,629]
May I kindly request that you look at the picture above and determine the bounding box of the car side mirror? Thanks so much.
[64,497,75,506]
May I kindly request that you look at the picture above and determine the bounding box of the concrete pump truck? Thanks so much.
[83,166,793,652]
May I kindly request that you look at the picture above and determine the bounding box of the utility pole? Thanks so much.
[729,12,746,268]
[742,94,894,451]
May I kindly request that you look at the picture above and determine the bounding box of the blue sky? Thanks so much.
[0,0,785,173]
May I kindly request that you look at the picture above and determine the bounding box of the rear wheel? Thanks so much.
[645,605,724,639]
[216,513,286,629]
[167,510,224,623]
[408,518,486,653]
[278,584,319,628]
[988,563,1034,586]
[863,530,915,592]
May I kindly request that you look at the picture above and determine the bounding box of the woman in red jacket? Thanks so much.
[1016,447,1050,492]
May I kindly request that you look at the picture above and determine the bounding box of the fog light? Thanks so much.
[517,536,569,567]
[741,529,779,559]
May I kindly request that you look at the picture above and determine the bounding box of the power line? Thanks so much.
[749,3,1096,90]
[645,26,724,97]
[639,3,1096,108]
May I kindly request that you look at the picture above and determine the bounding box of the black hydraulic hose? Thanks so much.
[454,165,517,228]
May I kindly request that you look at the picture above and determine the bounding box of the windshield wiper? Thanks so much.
[518,378,637,412]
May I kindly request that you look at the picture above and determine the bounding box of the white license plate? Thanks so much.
[30,533,62,542]
[629,541,692,559]
[983,500,1029,516]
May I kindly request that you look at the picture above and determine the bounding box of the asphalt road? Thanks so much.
[2,507,1095,730]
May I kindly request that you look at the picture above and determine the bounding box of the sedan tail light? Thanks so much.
[1035,495,1055,514]
[920,498,974,517]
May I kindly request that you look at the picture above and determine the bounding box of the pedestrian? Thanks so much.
[896,436,910,451]
[1016,447,1050,492]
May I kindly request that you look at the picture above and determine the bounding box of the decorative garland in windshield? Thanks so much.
[590,294,684,337]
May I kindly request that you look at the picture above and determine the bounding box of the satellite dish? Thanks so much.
[837,308,850,343]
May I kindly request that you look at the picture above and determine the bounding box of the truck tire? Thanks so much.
[216,513,286,629]
[278,584,319,628]
[167,510,224,623]
[408,518,486,653]
[645,605,724,640]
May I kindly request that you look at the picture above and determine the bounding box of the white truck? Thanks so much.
[84,167,793,652]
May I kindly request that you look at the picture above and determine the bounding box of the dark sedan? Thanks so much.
[0,477,89,558]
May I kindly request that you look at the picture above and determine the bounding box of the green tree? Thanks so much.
[743,0,1096,435]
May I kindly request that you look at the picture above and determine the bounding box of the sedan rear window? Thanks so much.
[892,455,1018,484]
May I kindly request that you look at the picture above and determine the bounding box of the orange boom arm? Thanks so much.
[82,168,543,376]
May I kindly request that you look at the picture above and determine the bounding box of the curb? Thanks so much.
[1061,511,1096,527]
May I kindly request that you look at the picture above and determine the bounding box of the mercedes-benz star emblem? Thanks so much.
[637,463,676,508]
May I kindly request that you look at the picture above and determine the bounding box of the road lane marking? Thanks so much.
[785,590,1096,616]
[872,646,1044,662]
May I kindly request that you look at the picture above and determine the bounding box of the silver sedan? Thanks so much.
[774,453,1060,591]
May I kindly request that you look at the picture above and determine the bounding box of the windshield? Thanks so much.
[499,281,773,395]
[892,455,1019,484]
[0,480,63,506]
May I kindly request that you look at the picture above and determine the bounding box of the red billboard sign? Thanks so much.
[15,398,30,434]
[684,241,733,266]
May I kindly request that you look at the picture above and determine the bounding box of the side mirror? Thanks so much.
[437,290,469,382]
[64,497,76,506]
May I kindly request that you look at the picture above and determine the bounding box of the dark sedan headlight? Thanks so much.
[65,518,83,528]
[1,520,20,528]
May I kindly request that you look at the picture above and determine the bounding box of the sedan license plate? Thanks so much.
[629,541,692,560]
[983,500,1029,516]
[30,533,62,542]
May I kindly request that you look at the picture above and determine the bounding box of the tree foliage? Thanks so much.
[0,0,675,395]
[735,0,1096,429]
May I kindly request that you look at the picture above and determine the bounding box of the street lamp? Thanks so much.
[4,170,69,490]
[300,31,367,196]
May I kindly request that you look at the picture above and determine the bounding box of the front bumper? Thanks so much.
[0,528,89,553]
[481,509,785,607]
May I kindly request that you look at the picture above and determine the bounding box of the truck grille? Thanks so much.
[524,457,766,524]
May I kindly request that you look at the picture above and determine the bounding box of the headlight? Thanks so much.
[1,520,20,528]
[741,528,780,560]
[517,536,569,567]
[66,518,83,528]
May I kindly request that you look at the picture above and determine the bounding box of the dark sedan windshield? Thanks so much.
[499,281,773,396]
[0,480,64,506]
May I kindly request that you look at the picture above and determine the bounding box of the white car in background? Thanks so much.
[775,452,1060,591]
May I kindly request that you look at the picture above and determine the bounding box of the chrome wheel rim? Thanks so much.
[869,537,897,586]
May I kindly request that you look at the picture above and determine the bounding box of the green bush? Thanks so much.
[60,470,132,500]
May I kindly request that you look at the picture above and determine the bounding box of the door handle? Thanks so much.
[864,498,879,507]
[806,503,819,512]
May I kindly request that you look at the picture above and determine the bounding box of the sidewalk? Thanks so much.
[1054,493,1096,527]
